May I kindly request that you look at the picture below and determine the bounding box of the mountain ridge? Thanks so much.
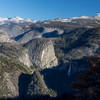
[0,13,100,25]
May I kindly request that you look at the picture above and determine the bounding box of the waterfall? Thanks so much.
[67,62,72,76]
[41,50,44,60]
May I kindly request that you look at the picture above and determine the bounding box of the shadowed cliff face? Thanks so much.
[18,71,50,97]
[24,38,58,69]
[0,54,55,99]
[40,57,89,96]
[14,29,42,44]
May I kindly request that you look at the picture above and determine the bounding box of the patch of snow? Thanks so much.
[80,16,90,19]
[0,16,37,25]
[51,18,72,22]
[95,13,100,20]
[51,16,91,23]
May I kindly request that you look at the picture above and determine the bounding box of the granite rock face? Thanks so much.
[0,42,32,67]
[0,30,32,68]
[0,54,53,98]
[0,30,15,43]
[0,54,31,98]
[24,38,58,69]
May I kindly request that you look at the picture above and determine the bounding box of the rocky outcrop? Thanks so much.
[0,42,32,67]
[25,71,51,96]
[0,30,15,43]
[24,38,58,69]
[43,27,64,35]
[0,30,32,67]
[0,54,31,98]
[0,54,55,98]
[18,49,32,67]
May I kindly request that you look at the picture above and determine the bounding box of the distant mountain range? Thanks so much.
[0,16,37,25]
[0,13,100,25]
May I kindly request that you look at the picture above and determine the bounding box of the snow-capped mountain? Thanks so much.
[47,13,100,23]
[1,13,100,38]
[0,16,37,25]
[0,13,100,25]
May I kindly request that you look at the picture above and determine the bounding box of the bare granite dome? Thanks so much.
[24,38,58,69]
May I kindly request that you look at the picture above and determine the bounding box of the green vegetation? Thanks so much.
[0,54,31,75]
[0,53,31,97]
[0,42,25,59]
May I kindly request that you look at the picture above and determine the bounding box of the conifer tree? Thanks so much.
[71,55,100,100]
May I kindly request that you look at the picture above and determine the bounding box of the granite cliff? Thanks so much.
[0,54,31,98]
[24,38,58,69]
[0,30,57,99]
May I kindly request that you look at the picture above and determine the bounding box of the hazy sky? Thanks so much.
[0,0,100,20]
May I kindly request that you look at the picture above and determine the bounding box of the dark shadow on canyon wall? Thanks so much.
[41,65,75,96]
[41,57,90,96]
[0,72,74,100]
[0,93,74,100]
[18,73,31,98]
[42,30,60,38]
[0,56,90,100]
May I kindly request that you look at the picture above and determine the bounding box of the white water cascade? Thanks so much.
[67,62,72,76]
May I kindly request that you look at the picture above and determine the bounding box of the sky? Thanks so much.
[0,0,100,20]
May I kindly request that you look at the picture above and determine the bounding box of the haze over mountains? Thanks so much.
[1,14,100,99]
